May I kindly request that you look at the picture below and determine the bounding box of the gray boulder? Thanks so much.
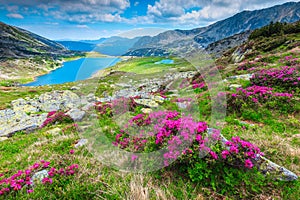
[66,108,85,122]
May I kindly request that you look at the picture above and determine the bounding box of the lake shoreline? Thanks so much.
[22,57,121,86]
[21,56,84,86]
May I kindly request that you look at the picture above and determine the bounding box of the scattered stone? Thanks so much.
[81,103,94,111]
[134,99,159,108]
[70,86,80,90]
[169,94,179,97]
[168,89,178,93]
[46,128,61,136]
[11,98,40,113]
[90,113,98,118]
[98,97,112,103]
[115,83,131,88]
[293,134,300,139]
[229,84,242,90]
[0,137,8,142]
[0,90,91,137]
[31,170,48,186]
[227,74,253,81]
[152,95,165,103]
[141,108,153,114]
[176,102,188,109]
[66,108,85,122]
[38,90,81,111]
[87,93,96,102]
[0,112,47,137]
[75,139,88,148]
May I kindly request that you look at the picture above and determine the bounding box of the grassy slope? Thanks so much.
[0,35,300,199]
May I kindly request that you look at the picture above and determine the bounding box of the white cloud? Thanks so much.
[6,13,24,19]
[1,0,130,23]
[76,24,89,28]
[1,0,299,26]
[144,0,299,25]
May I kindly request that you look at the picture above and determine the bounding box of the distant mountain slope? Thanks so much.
[79,38,106,44]
[0,21,73,59]
[94,36,141,56]
[56,41,96,52]
[194,1,300,46]
[218,20,300,64]
[205,31,251,58]
[58,36,141,55]
[130,2,300,55]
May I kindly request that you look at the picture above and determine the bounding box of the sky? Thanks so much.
[0,0,298,40]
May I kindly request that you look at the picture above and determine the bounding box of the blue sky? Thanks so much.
[0,0,298,40]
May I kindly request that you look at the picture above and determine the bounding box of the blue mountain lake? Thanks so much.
[155,59,174,64]
[23,57,120,86]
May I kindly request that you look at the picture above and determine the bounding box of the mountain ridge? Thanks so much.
[130,1,300,55]
[0,21,74,60]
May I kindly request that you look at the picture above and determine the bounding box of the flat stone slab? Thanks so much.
[226,74,253,81]
[0,137,8,142]
[134,99,159,108]
[0,112,47,137]
[229,84,242,90]
[0,90,84,137]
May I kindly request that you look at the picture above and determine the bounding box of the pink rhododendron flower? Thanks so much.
[209,151,218,160]
[131,154,138,161]
[221,150,230,159]
[244,159,254,169]
[27,189,34,194]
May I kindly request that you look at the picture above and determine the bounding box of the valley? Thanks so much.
[0,2,300,199]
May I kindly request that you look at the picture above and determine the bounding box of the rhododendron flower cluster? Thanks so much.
[251,66,299,89]
[237,60,259,71]
[279,55,299,66]
[112,111,264,169]
[112,111,212,165]
[231,85,293,104]
[95,102,112,116]
[95,97,138,116]
[222,136,264,169]
[174,97,192,103]
[41,111,73,128]
[61,123,79,133]
[0,160,78,196]
[192,81,206,89]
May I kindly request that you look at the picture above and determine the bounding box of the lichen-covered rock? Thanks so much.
[66,108,85,122]
[0,110,47,137]
[227,74,253,81]
[11,98,40,113]
[38,90,81,111]
[75,139,88,148]
[134,99,159,108]
[0,90,84,137]
[31,170,48,186]
[141,108,153,114]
